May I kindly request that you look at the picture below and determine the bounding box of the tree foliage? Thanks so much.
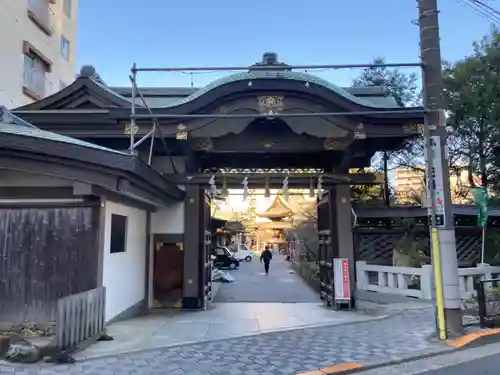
[349,168,386,204]
[443,27,500,194]
[352,58,424,206]
[352,57,420,107]
[353,30,500,200]
[393,218,430,267]
[352,57,424,180]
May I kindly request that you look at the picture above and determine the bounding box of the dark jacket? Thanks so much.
[260,249,273,263]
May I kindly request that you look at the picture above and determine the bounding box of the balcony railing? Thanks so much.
[27,0,55,35]
[23,66,52,99]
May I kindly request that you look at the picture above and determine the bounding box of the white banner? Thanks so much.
[426,136,445,215]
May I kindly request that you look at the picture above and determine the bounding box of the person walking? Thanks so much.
[260,246,273,275]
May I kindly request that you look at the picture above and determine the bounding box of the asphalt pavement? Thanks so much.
[417,354,499,375]
[213,254,320,303]
[357,342,500,375]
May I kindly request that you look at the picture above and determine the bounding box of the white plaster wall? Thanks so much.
[102,200,147,321]
[151,202,184,234]
[0,0,78,108]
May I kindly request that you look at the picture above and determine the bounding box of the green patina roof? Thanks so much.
[0,122,128,155]
[76,60,400,110]
[131,70,399,109]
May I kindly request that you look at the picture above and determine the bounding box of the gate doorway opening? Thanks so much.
[152,236,184,309]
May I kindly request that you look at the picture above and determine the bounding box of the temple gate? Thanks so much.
[14,52,423,309]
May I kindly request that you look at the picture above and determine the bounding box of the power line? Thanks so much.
[472,0,500,18]
[453,0,500,24]
[454,0,495,23]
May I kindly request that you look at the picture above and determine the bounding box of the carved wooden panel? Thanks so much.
[193,138,213,151]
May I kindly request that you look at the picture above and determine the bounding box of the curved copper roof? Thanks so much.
[256,194,293,219]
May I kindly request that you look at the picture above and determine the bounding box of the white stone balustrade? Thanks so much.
[356,261,500,300]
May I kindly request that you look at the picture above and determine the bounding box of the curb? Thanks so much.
[446,328,500,348]
[295,328,500,374]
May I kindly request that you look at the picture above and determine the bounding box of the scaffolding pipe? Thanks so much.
[148,126,155,166]
[131,128,155,149]
[130,76,178,174]
[128,74,155,151]
[132,109,427,120]
[129,63,137,152]
[132,62,423,73]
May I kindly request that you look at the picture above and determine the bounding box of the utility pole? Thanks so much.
[418,0,463,337]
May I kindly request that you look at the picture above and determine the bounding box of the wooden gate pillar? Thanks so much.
[182,184,204,309]
[329,184,356,305]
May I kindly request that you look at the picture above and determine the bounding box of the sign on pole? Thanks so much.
[426,136,446,227]
[472,187,488,228]
[333,258,351,306]
[472,187,489,264]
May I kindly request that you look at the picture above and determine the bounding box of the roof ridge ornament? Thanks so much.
[249,52,291,72]
[80,65,107,86]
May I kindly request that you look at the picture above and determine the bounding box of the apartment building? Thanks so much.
[395,166,476,204]
[0,0,78,108]
[394,166,425,203]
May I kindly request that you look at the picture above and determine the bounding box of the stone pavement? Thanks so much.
[0,307,440,375]
[213,255,319,303]
[75,256,379,359]
[73,302,380,359]
[0,257,441,374]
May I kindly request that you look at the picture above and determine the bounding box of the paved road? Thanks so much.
[213,255,320,303]
[0,308,439,375]
[417,354,499,375]
[357,342,500,375]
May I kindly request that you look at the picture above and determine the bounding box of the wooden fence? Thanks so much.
[55,287,106,353]
[355,226,496,267]
[0,207,98,323]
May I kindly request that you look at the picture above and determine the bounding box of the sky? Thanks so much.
[76,0,497,89]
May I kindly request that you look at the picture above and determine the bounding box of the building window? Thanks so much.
[23,52,50,99]
[110,214,128,253]
[27,0,55,35]
[61,36,70,60]
[63,0,72,18]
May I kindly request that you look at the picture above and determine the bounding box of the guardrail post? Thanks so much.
[476,280,486,328]
[355,261,368,290]
[421,265,434,300]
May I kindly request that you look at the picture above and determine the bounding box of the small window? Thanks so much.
[110,214,127,253]
[63,0,72,18]
[61,36,70,60]
[215,248,225,256]
[24,54,36,70]
[23,54,48,76]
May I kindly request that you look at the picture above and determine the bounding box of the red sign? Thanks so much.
[334,258,351,301]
